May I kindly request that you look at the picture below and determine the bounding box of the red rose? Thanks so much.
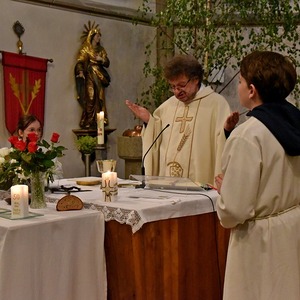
[51,132,60,143]
[27,132,39,142]
[8,136,19,146]
[14,140,26,151]
[28,141,38,153]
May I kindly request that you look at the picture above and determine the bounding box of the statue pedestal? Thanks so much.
[117,136,142,179]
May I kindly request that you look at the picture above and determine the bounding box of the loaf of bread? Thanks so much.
[56,194,84,211]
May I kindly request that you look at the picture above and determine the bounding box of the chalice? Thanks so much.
[96,159,116,176]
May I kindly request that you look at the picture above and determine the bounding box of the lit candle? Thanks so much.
[97,111,105,145]
[11,185,29,219]
[101,171,118,202]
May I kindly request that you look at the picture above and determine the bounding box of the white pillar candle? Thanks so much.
[97,111,105,145]
[101,171,118,202]
[11,185,29,218]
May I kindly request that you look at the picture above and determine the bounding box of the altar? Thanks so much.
[47,177,230,300]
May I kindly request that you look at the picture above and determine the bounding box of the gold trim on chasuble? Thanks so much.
[166,100,201,177]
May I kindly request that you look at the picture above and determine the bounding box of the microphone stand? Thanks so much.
[135,124,170,189]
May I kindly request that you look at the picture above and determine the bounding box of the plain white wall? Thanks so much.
[0,0,156,178]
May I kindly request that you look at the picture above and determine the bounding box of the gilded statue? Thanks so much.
[75,21,110,129]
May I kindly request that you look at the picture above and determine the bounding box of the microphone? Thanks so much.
[136,123,170,188]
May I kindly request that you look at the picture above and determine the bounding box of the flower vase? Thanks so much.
[30,171,47,209]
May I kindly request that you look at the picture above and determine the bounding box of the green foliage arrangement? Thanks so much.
[75,136,97,154]
[135,0,300,109]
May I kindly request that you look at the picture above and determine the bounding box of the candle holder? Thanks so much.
[95,144,107,160]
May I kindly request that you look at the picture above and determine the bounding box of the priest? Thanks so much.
[126,54,231,185]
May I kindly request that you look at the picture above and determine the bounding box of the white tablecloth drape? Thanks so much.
[0,202,106,300]
[47,177,218,233]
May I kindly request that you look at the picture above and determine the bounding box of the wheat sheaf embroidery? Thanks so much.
[177,125,191,152]
[9,73,41,115]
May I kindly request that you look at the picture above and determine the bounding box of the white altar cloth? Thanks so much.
[47,177,218,233]
[0,202,106,300]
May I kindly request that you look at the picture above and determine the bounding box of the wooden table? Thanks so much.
[105,212,229,300]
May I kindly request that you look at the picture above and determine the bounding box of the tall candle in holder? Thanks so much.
[101,171,118,202]
[11,185,29,219]
[97,111,104,145]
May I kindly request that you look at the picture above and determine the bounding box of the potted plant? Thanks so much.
[75,136,97,154]
[75,136,97,176]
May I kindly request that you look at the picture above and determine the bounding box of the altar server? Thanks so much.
[216,51,300,299]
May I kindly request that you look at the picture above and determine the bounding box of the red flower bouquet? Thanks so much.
[6,132,66,180]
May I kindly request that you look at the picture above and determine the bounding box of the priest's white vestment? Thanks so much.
[142,86,230,184]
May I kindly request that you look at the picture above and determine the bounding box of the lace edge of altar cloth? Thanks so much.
[46,196,143,233]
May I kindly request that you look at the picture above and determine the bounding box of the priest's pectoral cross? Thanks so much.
[175,106,193,133]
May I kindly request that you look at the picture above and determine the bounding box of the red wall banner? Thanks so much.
[1,51,48,134]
